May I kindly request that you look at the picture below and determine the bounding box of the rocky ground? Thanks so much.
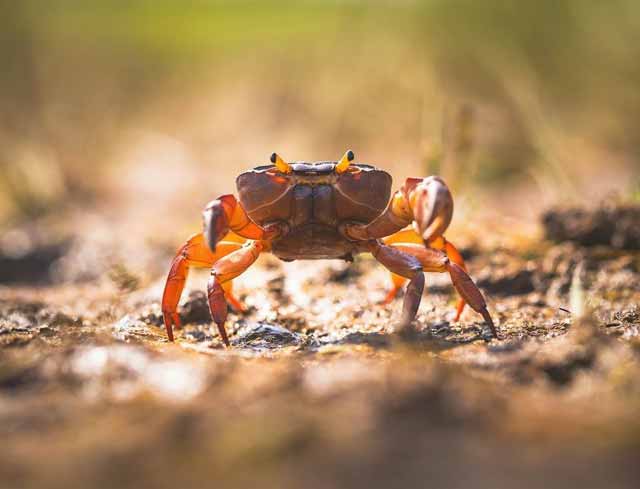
[1,204,639,489]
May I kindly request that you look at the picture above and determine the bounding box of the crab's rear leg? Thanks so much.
[390,243,497,338]
[207,240,264,346]
[433,236,468,321]
[162,234,244,341]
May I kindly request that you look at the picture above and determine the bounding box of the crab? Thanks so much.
[161,151,496,345]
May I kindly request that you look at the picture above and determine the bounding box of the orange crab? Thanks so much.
[161,151,496,345]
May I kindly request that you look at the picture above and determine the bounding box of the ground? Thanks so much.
[1,205,639,489]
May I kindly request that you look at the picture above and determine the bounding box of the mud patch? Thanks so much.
[543,203,640,249]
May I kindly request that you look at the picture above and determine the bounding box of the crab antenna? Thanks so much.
[335,149,355,173]
[270,152,292,174]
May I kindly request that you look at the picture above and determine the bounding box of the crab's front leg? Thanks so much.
[342,176,495,337]
[162,233,244,341]
[163,194,287,343]
[207,240,264,346]
[202,194,289,345]
[367,241,425,329]
[390,243,497,338]
[383,229,468,320]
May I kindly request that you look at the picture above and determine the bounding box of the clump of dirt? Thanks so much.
[475,253,538,295]
[543,202,640,249]
[232,322,304,349]
[0,300,89,347]
[177,291,214,325]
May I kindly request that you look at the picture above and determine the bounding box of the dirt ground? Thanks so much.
[1,204,639,489]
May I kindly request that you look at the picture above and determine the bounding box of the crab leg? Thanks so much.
[161,233,244,341]
[380,228,420,303]
[382,228,469,320]
[207,240,264,346]
[430,236,468,320]
[368,241,425,329]
[389,243,497,338]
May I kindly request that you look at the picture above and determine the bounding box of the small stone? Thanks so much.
[232,322,302,349]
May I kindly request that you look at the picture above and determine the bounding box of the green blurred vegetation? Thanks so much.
[1,0,639,224]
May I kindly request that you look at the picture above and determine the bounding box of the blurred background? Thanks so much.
[3,0,639,235]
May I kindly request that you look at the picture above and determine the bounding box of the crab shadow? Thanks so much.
[155,311,494,355]
[315,320,492,354]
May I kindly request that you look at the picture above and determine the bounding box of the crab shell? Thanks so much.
[236,162,392,261]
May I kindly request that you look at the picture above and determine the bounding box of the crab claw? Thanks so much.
[203,196,232,252]
[203,195,266,253]
[403,176,453,244]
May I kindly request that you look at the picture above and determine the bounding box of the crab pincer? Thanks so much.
[404,176,454,244]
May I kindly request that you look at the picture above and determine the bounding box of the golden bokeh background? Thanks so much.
[2,1,638,233]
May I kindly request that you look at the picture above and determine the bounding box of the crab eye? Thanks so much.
[335,149,355,174]
[270,152,292,174]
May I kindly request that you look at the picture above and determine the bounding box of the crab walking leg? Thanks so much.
[427,236,469,320]
[162,233,244,341]
[380,228,418,303]
[207,240,264,346]
[383,228,469,320]
[368,241,425,328]
[391,243,497,338]
[404,233,468,321]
